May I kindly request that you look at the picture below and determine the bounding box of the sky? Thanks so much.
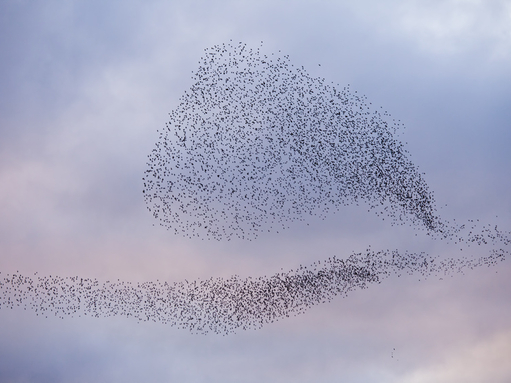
[1,0,511,382]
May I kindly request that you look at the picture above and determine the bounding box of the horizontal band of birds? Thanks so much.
[1,42,509,334]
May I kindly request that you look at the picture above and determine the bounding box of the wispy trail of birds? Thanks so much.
[1,42,509,334]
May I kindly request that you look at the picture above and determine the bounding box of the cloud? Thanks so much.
[328,0,511,69]
[399,328,511,383]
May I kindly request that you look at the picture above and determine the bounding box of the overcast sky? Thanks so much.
[1,0,511,382]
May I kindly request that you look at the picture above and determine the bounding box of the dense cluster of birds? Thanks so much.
[1,42,509,334]
[143,41,441,240]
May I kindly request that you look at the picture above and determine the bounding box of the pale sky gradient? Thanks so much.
[1,0,510,382]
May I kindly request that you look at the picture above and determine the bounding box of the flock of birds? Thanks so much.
[1,41,509,334]
[144,41,440,240]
